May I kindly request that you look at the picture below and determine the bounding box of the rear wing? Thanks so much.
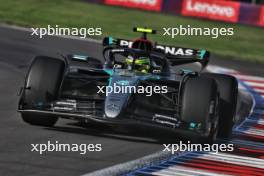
[103,37,210,69]
[132,27,156,39]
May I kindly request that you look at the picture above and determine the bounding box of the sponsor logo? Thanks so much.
[153,114,180,128]
[118,39,194,56]
[116,80,130,86]
[104,0,163,11]
[112,49,125,52]
[119,39,133,48]
[181,0,240,23]
[155,45,194,56]
[259,6,264,26]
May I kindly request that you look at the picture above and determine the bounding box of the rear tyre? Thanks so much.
[19,56,65,127]
[181,76,219,142]
[202,73,238,139]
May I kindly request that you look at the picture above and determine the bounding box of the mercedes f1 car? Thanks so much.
[18,28,238,141]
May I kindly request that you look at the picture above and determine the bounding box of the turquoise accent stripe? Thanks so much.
[109,37,113,45]
[104,69,113,76]
[103,69,113,86]
[198,49,206,59]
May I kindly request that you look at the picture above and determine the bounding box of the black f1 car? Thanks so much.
[18,28,238,141]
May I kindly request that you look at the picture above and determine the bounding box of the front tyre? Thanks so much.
[202,73,238,139]
[19,56,65,127]
[22,113,58,127]
[181,76,219,142]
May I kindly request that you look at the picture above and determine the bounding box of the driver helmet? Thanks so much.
[126,56,150,73]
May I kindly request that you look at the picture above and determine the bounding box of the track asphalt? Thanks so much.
[0,25,263,176]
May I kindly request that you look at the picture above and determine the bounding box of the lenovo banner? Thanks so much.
[104,0,163,12]
[181,0,240,23]
[259,6,264,26]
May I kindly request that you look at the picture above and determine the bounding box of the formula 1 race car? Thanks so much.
[18,28,238,141]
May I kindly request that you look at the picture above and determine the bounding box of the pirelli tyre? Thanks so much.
[202,73,238,139]
[181,76,219,142]
[19,56,65,127]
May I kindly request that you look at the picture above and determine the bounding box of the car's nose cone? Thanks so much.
[105,102,121,118]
